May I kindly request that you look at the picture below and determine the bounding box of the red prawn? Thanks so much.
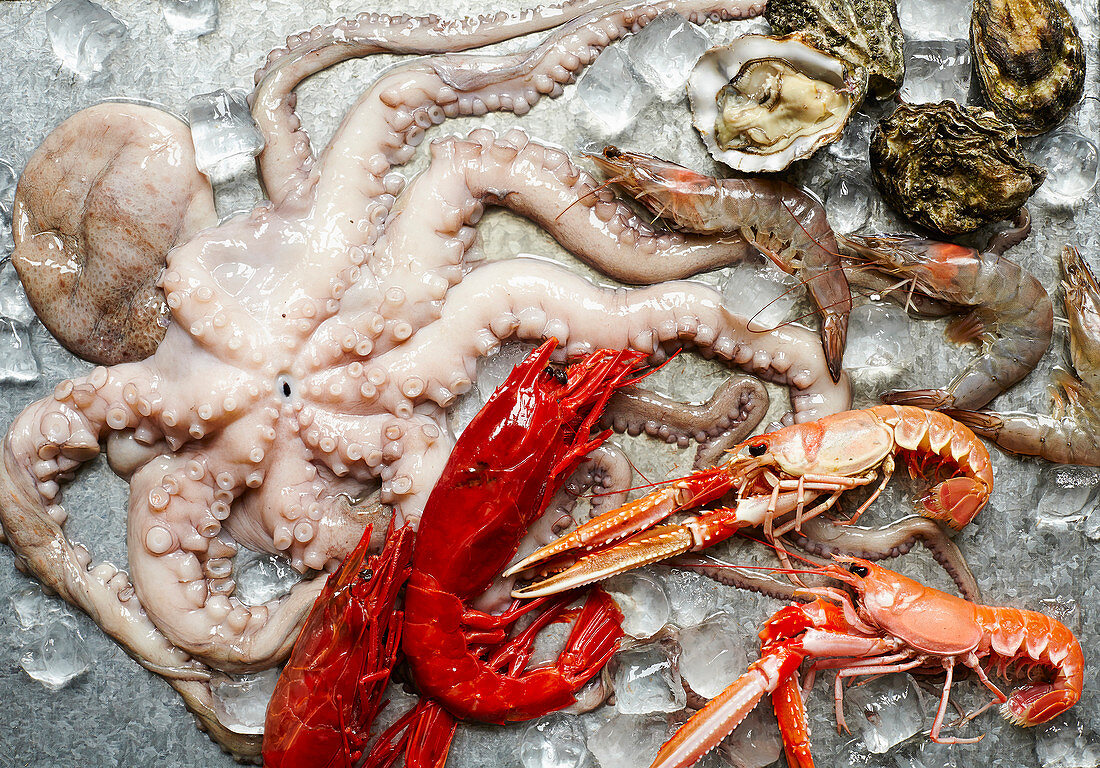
[395,339,647,761]
[263,339,647,767]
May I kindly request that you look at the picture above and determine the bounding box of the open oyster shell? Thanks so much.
[688,34,859,173]
[870,101,1046,235]
[971,0,1085,136]
[765,0,905,100]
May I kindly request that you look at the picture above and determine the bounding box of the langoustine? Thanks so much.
[649,557,1083,768]
[507,405,992,597]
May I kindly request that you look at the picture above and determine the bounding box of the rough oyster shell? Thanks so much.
[870,101,1046,235]
[688,35,859,173]
[765,0,905,100]
[971,0,1085,136]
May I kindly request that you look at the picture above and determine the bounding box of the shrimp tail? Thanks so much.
[881,388,954,409]
[822,312,848,383]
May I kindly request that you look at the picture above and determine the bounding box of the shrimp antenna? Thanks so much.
[554,175,623,221]
[778,196,847,262]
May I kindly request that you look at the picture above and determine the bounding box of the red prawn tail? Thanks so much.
[263,523,415,768]
[362,698,457,768]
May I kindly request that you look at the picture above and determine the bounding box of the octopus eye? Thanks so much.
[747,443,767,457]
[545,366,568,385]
[848,564,870,578]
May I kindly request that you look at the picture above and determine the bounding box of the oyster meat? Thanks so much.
[689,34,858,173]
[765,0,905,100]
[971,0,1085,136]
[870,101,1046,235]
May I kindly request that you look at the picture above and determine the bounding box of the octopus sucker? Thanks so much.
[0,0,856,760]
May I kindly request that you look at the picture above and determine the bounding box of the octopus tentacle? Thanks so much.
[603,374,769,468]
[789,515,981,601]
[374,258,851,421]
[309,0,763,251]
[0,362,210,678]
[249,0,615,202]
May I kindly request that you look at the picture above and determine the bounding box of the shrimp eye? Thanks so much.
[604,146,621,159]
[747,443,767,457]
[544,366,568,385]
[848,564,870,578]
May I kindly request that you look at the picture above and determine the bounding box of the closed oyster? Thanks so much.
[870,101,1046,235]
[688,35,859,172]
[765,0,904,100]
[971,0,1085,136]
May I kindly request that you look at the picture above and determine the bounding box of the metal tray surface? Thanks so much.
[0,2,1098,768]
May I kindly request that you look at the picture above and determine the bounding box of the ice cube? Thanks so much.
[447,386,485,438]
[588,713,670,768]
[828,110,876,164]
[1036,715,1100,768]
[10,588,63,631]
[186,89,265,178]
[0,262,38,326]
[826,173,873,233]
[0,158,16,221]
[0,219,12,260]
[901,40,971,104]
[210,668,280,735]
[0,319,39,384]
[625,12,710,99]
[612,644,685,714]
[722,264,800,332]
[844,674,925,754]
[718,704,784,768]
[45,0,127,78]
[576,46,653,134]
[234,549,303,605]
[519,713,590,768]
[892,739,958,768]
[1034,132,1099,203]
[20,619,91,690]
[477,341,536,397]
[677,613,746,699]
[1034,464,1100,530]
[662,568,718,628]
[844,302,912,380]
[161,0,218,38]
[895,0,969,40]
[604,571,670,639]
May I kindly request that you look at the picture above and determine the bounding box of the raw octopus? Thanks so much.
[0,0,855,760]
